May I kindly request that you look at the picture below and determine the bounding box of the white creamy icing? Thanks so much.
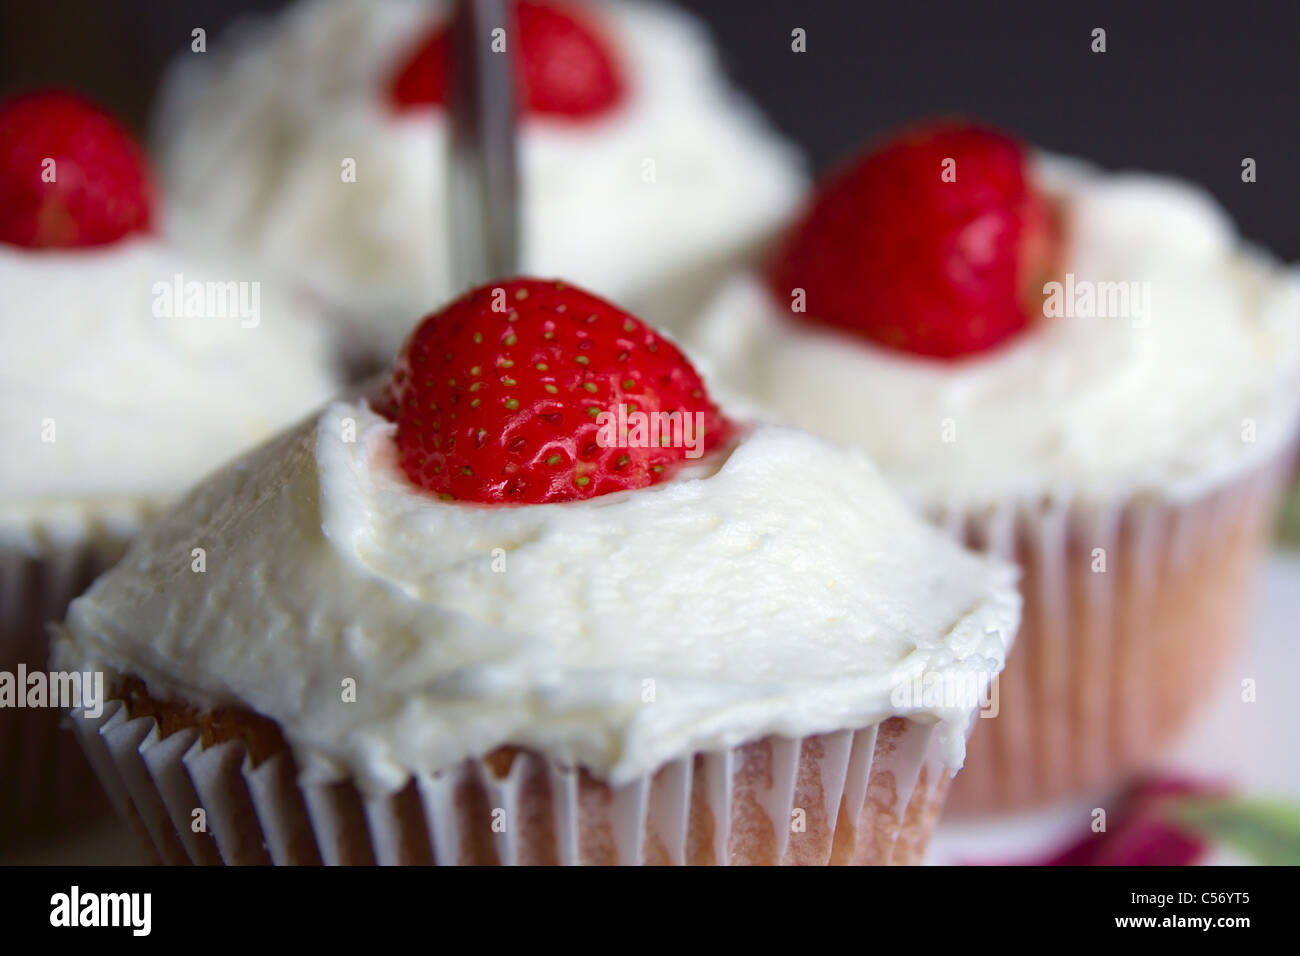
[56,400,1018,794]
[0,239,341,550]
[154,0,807,355]
[691,159,1300,508]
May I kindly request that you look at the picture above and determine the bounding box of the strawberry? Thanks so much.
[389,1,625,119]
[0,90,154,249]
[767,119,1060,360]
[385,279,730,505]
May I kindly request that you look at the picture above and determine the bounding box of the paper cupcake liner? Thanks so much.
[0,514,141,847]
[68,694,954,865]
[943,449,1294,814]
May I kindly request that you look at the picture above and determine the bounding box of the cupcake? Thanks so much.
[0,91,341,843]
[152,0,807,367]
[690,119,1300,812]
[53,279,1018,865]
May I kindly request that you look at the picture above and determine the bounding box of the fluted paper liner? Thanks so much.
[69,697,954,865]
[945,449,1293,813]
[0,511,143,845]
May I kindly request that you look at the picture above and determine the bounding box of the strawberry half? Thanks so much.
[767,119,1060,360]
[389,1,625,119]
[0,89,154,249]
[385,279,730,505]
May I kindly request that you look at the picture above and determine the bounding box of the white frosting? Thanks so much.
[56,400,1018,794]
[154,0,807,355]
[691,159,1300,509]
[0,239,340,550]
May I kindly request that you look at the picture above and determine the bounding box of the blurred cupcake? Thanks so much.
[0,90,341,844]
[153,0,807,367]
[691,119,1300,812]
[54,279,1018,865]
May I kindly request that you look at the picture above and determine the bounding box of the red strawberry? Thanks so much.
[0,90,154,249]
[768,119,1060,360]
[385,279,731,505]
[389,1,625,119]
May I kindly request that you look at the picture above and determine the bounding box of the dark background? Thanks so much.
[3,0,1296,257]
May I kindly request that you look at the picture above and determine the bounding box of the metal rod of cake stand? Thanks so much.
[447,0,520,289]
